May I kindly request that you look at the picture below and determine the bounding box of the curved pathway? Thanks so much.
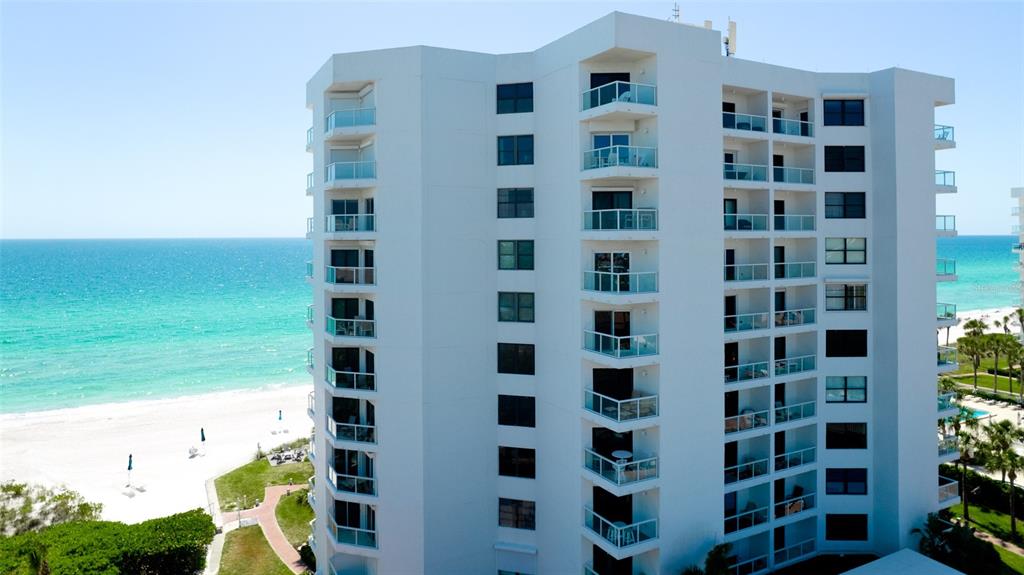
[238,485,306,574]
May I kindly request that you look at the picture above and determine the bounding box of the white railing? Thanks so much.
[935,170,956,186]
[306,217,314,235]
[307,391,315,416]
[326,214,376,233]
[774,307,816,328]
[583,447,658,486]
[582,145,658,170]
[723,213,769,231]
[774,261,816,280]
[775,354,816,376]
[583,507,658,548]
[774,117,814,137]
[306,347,314,371]
[724,263,770,282]
[325,107,376,130]
[724,504,769,534]
[582,271,658,294]
[938,477,959,503]
[724,312,770,333]
[724,457,769,485]
[775,400,816,424]
[725,361,770,384]
[306,126,313,147]
[774,538,816,565]
[582,208,658,231]
[583,331,659,358]
[937,302,957,322]
[306,172,314,190]
[329,515,377,549]
[723,111,768,132]
[774,166,815,184]
[775,446,816,471]
[325,161,376,181]
[723,162,768,182]
[774,214,815,231]
[326,316,376,338]
[330,464,377,496]
[329,416,377,444]
[326,266,376,286]
[326,365,376,392]
[774,492,816,519]
[581,81,657,110]
[583,389,658,423]
[724,409,770,434]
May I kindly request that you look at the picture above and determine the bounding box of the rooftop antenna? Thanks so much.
[724,20,737,56]
[668,2,680,23]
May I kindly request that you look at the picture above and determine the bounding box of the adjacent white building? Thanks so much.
[303,12,960,575]
[1012,187,1024,307]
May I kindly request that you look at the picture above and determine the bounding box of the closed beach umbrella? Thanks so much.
[128,453,133,471]
[278,409,282,421]
[201,427,206,443]
[126,453,133,488]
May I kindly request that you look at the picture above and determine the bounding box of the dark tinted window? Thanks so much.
[826,514,868,540]
[498,240,534,270]
[824,192,865,218]
[825,237,866,265]
[826,468,868,495]
[498,343,535,375]
[825,284,867,311]
[497,135,534,165]
[823,100,864,126]
[824,146,865,172]
[498,498,535,530]
[498,395,535,427]
[826,330,868,357]
[826,423,867,449]
[498,292,534,323]
[497,83,533,114]
[826,376,867,403]
[498,446,536,478]
[497,188,534,218]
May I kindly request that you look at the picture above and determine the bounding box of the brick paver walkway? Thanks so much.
[239,485,305,574]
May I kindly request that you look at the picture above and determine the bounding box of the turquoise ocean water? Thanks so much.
[0,239,311,414]
[0,236,1016,414]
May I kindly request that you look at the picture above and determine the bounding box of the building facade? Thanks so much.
[304,12,959,575]
[1013,187,1024,307]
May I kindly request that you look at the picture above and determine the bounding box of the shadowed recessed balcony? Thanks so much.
[584,389,658,423]
[581,81,657,111]
[584,507,658,549]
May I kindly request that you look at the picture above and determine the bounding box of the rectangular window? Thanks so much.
[824,192,866,219]
[498,446,536,478]
[826,514,869,541]
[498,343,535,375]
[826,468,868,495]
[826,330,868,357]
[823,100,865,126]
[825,237,866,265]
[826,376,867,403]
[498,395,535,427]
[825,284,867,311]
[497,135,534,166]
[498,498,535,530]
[826,423,867,449]
[497,83,534,114]
[824,146,865,172]
[498,292,535,323]
[498,240,535,270]
[497,188,534,218]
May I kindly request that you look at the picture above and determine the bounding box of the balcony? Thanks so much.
[582,271,658,295]
[938,346,958,372]
[725,409,770,434]
[938,476,960,505]
[580,81,657,117]
[775,355,816,377]
[938,435,959,458]
[306,348,314,373]
[306,260,313,278]
[723,112,768,133]
[328,415,376,444]
[725,361,770,384]
[325,161,376,184]
[935,170,957,193]
[936,215,957,236]
[582,209,658,233]
[773,167,815,185]
[306,172,315,194]
[934,124,955,149]
[774,214,815,232]
[774,400,816,424]
[583,448,658,486]
[584,389,658,424]
[326,365,376,392]
[724,214,769,232]
[774,492,816,520]
[583,331,659,359]
[936,258,957,281]
[306,127,313,151]
[307,391,315,419]
[774,261,816,281]
[938,392,957,413]
[724,457,769,485]
[724,312,770,334]
[326,316,376,338]
[330,464,376,496]
[937,303,957,324]
[582,146,658,171]
[774,538,816,565]
[326,214,376,233]
[307,217,314,237]
[774,117,814,138]
[326,107,376,132]
[724,163,768,182]
[729,555,769,575]
[326,266,376,287]
[774,446,816,472]
[329,515,377,549]
[583,507,658,549]
[724,263,769,283]
[774,308,816,329]
[724,503,769,535]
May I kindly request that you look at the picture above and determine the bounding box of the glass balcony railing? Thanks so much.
[724,214,769,231]
[937,392,956,412]
[936,258,957,276]
[584,389,658,423]
[774,117,813,137]
[306,304,314,323]
[307,390,315,416]
[306,217,314,235]
[775,446,816,472]
[329,515,377,549]
[325,161,376,181]
[775,354,816,376]
[724,312,770,333]
[724,408,769,434]
[775,261,816,280]
[936,215,956,232]
[326,365,376,392]
[326,266,376,286]
[938,346,958,369]
[306,127,313,147]
[1013,206,1021,216]
[327,214,376,233]
[773,166,815,184]
[774,214,815,231]
[724,504,769,534]
[723,112,768,132]
[724,361,770,384]
[723,163,768,182]
[582,208,658,231]
[934,124,955,142]
[326,316,376,338]
[724,456,769,485]
[330,465,376,496]
[938,435,958,457]
[774,538,815,566]
[306,172,315,190]
[306,348,314,371]
[581,81,657,111]
[774,400,816,424]
[729,555,769,575]
[774,492,816,519]
[583,331,659,358]
[582,271,658,294]
[724,263,769,282]
[325,107,376,131]
[583,447,658,485]
[939,476,959,503]
[936,170,956,186]
[937,303,957,322]
[329,416,376,444]
[305,261,313,278]
[774,307,816,328]
[582,146,658,170]
[584,507,658,548]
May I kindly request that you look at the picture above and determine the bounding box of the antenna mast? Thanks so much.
[724,20,737,57]
[669,3,680,23]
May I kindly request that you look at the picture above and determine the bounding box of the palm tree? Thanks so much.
[964,318,989,338]
[952,404,981,522]
[1007,339,1024,400]
[1004,315,1013,335]
[957,336,987,391]
[981,420,1024,539]
[1016,307,1024,340]
[990,334,1017,394]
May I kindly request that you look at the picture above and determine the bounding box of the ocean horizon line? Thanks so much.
[0,233,1015,241]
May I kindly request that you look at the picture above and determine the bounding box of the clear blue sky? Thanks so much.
[1,1,1021,238]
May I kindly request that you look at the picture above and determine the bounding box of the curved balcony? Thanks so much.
[325,365,376,392]
[329,464,376,497]
[584,507,658,549]
[328,515,377,549]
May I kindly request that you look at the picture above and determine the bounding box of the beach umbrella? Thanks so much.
[278,409,282,421]
[201,428,206,443]
[127,453,133,487]
[128,453,133,471]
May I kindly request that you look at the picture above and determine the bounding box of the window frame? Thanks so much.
[824,192,866,219]
[497,343,535,375]
[497,135,534,166]
[825,283,867,311]
[497,240,535,270]
[498,446,536,479]
[823,99,865,126]
[496,82,534,114]
[824,145,866,172]
[825,513,869,541]
[498,395,536,427]
[825,237,866,265]
[497,188,534,219]
[826,468,868,495]
[825,422,868,449]
[826,376,868,403]
[826,329,868,358]
[498,292,535,323]
[498,497,536,530]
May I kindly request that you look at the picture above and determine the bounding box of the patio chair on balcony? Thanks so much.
[617,91,632,103]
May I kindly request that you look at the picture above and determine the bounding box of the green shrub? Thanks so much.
[298,543,316,571]
[943,463,1024,520]
[0,481,103,536]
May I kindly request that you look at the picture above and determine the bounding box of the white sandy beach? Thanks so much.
[938,306,1022,345]
[0,384,313,524]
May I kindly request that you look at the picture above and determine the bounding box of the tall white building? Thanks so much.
[1012,187,1024,308]
[303,12,960,575]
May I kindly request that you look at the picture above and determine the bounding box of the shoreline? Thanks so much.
[0,382,313,524]
[938,305,1022,345]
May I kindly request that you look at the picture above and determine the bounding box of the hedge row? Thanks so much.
[943,463,1024,520]
[0,508,215,575]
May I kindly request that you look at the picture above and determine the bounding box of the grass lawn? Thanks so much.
[996,545,1024,574]
[953,373,1023,396]
[215,458,313,511]
[952,503,1024,574]
[275,488,314,548]
[219,525,293,575]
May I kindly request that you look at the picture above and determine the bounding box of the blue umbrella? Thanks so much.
[201,428,206,443]
[128,454,133,471]
[278,409,282,421]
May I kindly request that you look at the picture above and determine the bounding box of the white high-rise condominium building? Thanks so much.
[303,12,960,575]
